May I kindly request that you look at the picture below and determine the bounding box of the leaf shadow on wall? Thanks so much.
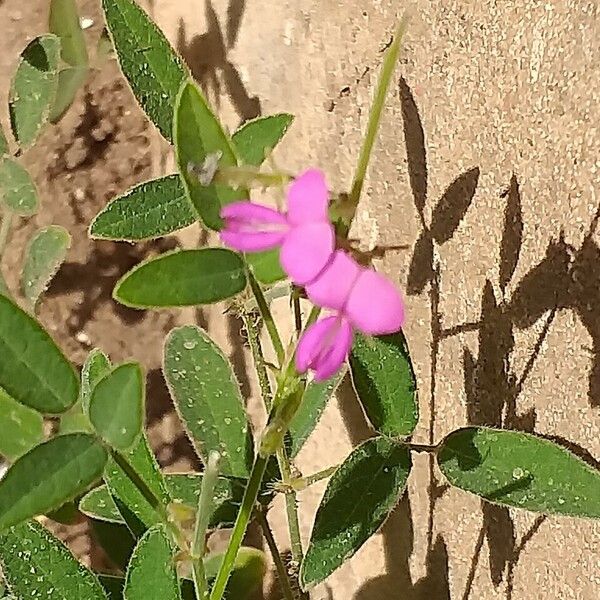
[176,0,261,124]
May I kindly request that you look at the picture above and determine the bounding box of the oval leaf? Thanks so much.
[349,332,418,437]
[232,113,294,166]
[102,0,187,141]
[0,434,107,531]
[301,437,411,588]
[0,295,79,414]
[246,248,286,285]
[204,547,266,598]
[124,526,180,600]
[90,175,196,241]
[49,0,89,67]
[81,348,112,413]
[0,158,38,216]
[89,363,144,451]
[81,473,244,529]
[9,35,60,148]
[114,248,247,308]
[21,225,71,307]
[174,80,244,230]
[0,387,43,461]
[164,326,253,478]
[0,520,107,599]
[104,434,170,532]
[288,368,345,458]
[438,427,600,518]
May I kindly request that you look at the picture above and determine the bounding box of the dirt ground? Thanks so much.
[1,0,599,599]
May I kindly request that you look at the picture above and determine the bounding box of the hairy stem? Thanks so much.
[247,269,285,367]
[348,15,409,212]
[209,455,268,600]
[276,447,304,565]
[256,509,296,600]
[192,451,221,599]
[242,309,274,409]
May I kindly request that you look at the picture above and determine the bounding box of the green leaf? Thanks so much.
[0,158,39,216]
[114,248,247,308]
[104,434,170,531]
[288,368,345,459]
[174,80,244,230]
[89,363,144,451]
[349,331,418,437]
[81,473,244,528]
[80,485,124,523]
[0,294,79,414]
[301,437,411,588]
[90,175,195,241]
[49,66,89,123]
[232,113,294,166]
[81,349,112,414]
[438,427,600,518]
[246,249,286,285]
[102,0,187,141]
[21,225,71,307]
[0,387,44,461]
[124,526,180,600]
[164,326,253,478]
[9,35,60,148]
[204,547,266,598]
[0,520,107,599]
[0,434,107,531]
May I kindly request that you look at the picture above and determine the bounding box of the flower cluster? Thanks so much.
[220,169,405,381]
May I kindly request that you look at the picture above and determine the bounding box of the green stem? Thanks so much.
[110,449,165,516]
[276,447,304,565]
[247,269,285,367]
[348,16,409,211]
[241,310,273,410]
[256,509,296,600]
[0,211,13,257]
[292,464,338,491]
[209,455,268,600]
[192,451,221,599]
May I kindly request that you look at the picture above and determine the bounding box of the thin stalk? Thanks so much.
[276,447,304,565]
[292,292,302,335]
[209,455,268,600]
[191,451,221,599]
[256,509,296,600]
[247,269,285,367]
[348,16,409,210]
[242,310,274,409]
[291,464,338,491]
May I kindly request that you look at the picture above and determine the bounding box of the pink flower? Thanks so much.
[220,169,335,285]
[296,250,404,381]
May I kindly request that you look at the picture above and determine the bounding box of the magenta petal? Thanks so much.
[219,201,288,252]
[280,222,335,285]
[296,316,353,381]
[221,201,288,226]
[286,169,329,226]
[305,250,361,311]
[344,269,405,335]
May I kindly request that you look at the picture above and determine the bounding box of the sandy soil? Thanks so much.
[0,1,598,599]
